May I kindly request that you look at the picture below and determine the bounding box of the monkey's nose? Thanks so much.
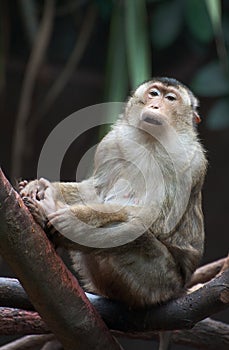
[148,101,160,109]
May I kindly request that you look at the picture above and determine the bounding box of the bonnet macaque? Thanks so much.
[20,77,207,312]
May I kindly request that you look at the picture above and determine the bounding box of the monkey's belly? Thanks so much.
[71,247,184,307]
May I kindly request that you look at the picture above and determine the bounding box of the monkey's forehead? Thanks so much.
[133,79,198,109]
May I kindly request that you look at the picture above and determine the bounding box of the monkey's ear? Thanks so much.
[194,112,201,124]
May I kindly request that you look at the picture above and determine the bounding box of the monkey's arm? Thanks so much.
[20,178,146,248]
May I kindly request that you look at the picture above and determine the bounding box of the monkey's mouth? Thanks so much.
[141,112,164,126]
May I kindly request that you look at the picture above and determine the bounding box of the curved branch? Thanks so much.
[0,335,54,350]
[0,168,228,347]
[0,168,121,350]
[11,0,55,180]
[187,257,227,287]
[31,5,97,126]
[0,308,228,350]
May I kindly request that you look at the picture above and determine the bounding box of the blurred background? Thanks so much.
[0,0,228,349]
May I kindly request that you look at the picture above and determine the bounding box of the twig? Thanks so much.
[31,5,97,129]
[0,335,54,350]
[11,0,55,180]
[0,306,48,334]
[0,168,228,348]
[40,339,62,350]
[221,254,229,273]
[113,318,229,350]
[187,257,226,287]
[0,168,122,350]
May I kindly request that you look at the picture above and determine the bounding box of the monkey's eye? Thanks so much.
[165,93,177,101]
[149,88,160,97]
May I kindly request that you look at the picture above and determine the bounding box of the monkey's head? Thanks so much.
[124,77,201,133]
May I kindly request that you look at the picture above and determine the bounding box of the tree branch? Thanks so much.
[187,257,227,287]
[0,271,228,332]
[32,4,97,124]
[11,0,55,180]
[0,168,121,350]
[0,334,54,350]
[0,168,228,348]
[0,257,227,312]
[0,307,228,350]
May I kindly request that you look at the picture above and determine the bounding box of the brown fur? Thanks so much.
[20,78,207,308]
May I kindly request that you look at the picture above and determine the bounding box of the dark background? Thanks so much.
[0,0,228,349]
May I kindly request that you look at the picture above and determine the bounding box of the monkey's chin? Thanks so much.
[140,111,165,126]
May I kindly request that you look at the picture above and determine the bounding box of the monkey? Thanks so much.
[19,77,207,348]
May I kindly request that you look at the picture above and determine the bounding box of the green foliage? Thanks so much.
[191,61,229,97]
[207,98,229,130]
[104,0,151,103]
[205,0,221,33]
[185,0,213,43]
[104,2,128,104]
[151,0,183,49]
[125,0,151,88]
[103,0,229,130]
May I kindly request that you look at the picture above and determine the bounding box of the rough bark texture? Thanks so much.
[0,168,121,350]
[0,307,228,349]
[0,167,228,349]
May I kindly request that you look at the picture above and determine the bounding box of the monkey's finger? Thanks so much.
[18,180,28,191]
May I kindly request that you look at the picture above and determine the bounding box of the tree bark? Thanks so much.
[0,271,228,332]
[0,307,228,350]
[0,167,228,348]
[0,168,121,350]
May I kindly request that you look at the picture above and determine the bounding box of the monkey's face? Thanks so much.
[125,79,201,132]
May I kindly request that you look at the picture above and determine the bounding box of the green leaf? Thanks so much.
[104,2,128,105]
[95,0,113,19]
[207,98,229,130]
[191,61,229,97]
[151,0,183,49]
[205,0,221,33]
[185,0,214,43]
[205,0,228,73]
[125,0,152,89]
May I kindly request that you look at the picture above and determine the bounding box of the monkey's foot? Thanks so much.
[19,178,51,201]
[18,180,28,192]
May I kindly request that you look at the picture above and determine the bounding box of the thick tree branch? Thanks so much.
[0,168,121,350]
[113,318,229,350]
[0,257,227,312]
[0,168,228,348]
[0,272,228,331]
[0,307,228,349]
